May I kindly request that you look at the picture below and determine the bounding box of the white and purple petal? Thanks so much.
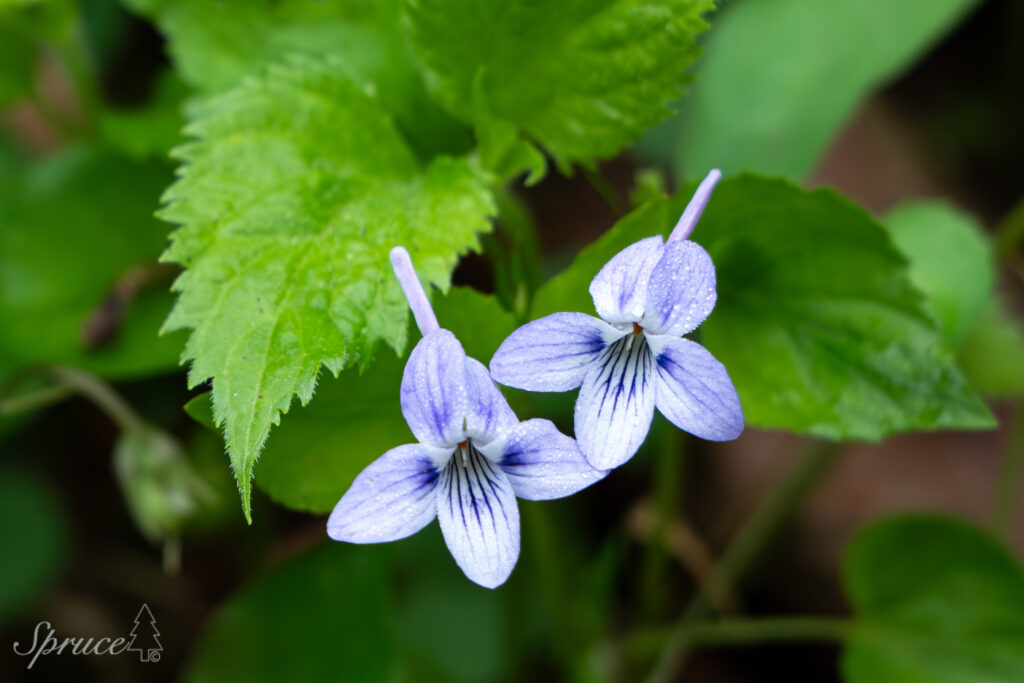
[574,333,656,470]
[488,418,607,500]
[438,444,520,589]
[489,313,622,392]
[400,329,512,448]
[588,236,665,325]
[327,444,444,543]
[464,357,519,444]
[642,240,717,337]
[648,335,743,441]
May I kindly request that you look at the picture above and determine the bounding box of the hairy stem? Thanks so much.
[49,366,147,434]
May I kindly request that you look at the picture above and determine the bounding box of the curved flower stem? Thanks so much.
[640,429,686,617]
[0,383,75,416]
[668,169,721,243]
[992,403,1024,539]
[644,440,841,683]
[389,246,440,336]
[49,366,147,434]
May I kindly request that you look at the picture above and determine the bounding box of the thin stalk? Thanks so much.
[0,383,75,416]
[583,166,626,216]
[993,403,1024,538]
[645,441,841,683]
[49,366,147,434]
[641,430,685,617]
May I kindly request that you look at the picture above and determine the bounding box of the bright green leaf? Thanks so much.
[0,468,66,624]
[842,515,1024,683]
[533,177,993,441]
[676,0,980,181]
[406,0,714,174]
[183,543,393,683]
[251,287,516,515]
[0,146,185,382]
[129,0,470,159]
[884,200,994,346]
[160,57,495,520]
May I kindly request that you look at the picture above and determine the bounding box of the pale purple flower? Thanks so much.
[328,247,605,589]
[490,170,743,470]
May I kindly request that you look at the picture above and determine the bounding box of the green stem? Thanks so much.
[992,403,1024,538]
[49,366,146,434]
[641,429,685,617]
[644,441,841,683]
[583,166,626,216]
[0,383,75,416]
[686,617,849,646]
[522,503,577,675]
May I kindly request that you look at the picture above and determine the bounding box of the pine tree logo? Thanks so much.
[126,604,162,662]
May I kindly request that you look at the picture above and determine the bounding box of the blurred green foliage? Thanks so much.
[843,516,1024,682]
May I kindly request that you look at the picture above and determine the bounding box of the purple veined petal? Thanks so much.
[437,443,520,589]
[489,418,607,500]
[589,236,665,325]
[668,169,721,243]
[574,333,656,470]
[327,443,446,543]
[648,335,744,441]
[464,357,519,444]
[489,313,623,392]
[400,329,471,448]
[642,240,717,337]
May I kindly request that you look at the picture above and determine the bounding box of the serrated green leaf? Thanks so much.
[252,287,515,514]
[676,0,980,181]
[842,515,1024,683]
[160,57,495,521]
[129,0,470,160]
[406,0,713,174]
[183,543,392,683]
[0,145,185,383]
[532,176,993,441]
[883,201,994,346]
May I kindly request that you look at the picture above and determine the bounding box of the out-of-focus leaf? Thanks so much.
[676,0,981,181]
[183,543,393,683]
[883,201,994,345]
[957,298,1024,399]
[0,146,185,382]
[98,69,188,160]
[533,176,993,441]
[0,468,66,624]
[406,0,713,175]
[251,287,516,515]
[842,515,1024,682]
[160,57,494,521]
[126,0,469,159]
[0,22,34,105]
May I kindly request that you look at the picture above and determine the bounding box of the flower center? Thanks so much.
[631,322,643,336]
[456,439,471,465]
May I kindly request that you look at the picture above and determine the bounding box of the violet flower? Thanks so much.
[489,170,743,470]
[328,247,605,588]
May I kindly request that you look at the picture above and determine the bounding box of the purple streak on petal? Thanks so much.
[668,169,721,243]
[489,313,622,392]
[400,329,470,448]
[494,419,607,500]
[327,443,445,543]
[464,357,519,445]
[642,240,717,337]
[574,333,656,470]
[438,443,520,589]
[589,236,665,325]
[390,246,439,336]
[648,335,744,441]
